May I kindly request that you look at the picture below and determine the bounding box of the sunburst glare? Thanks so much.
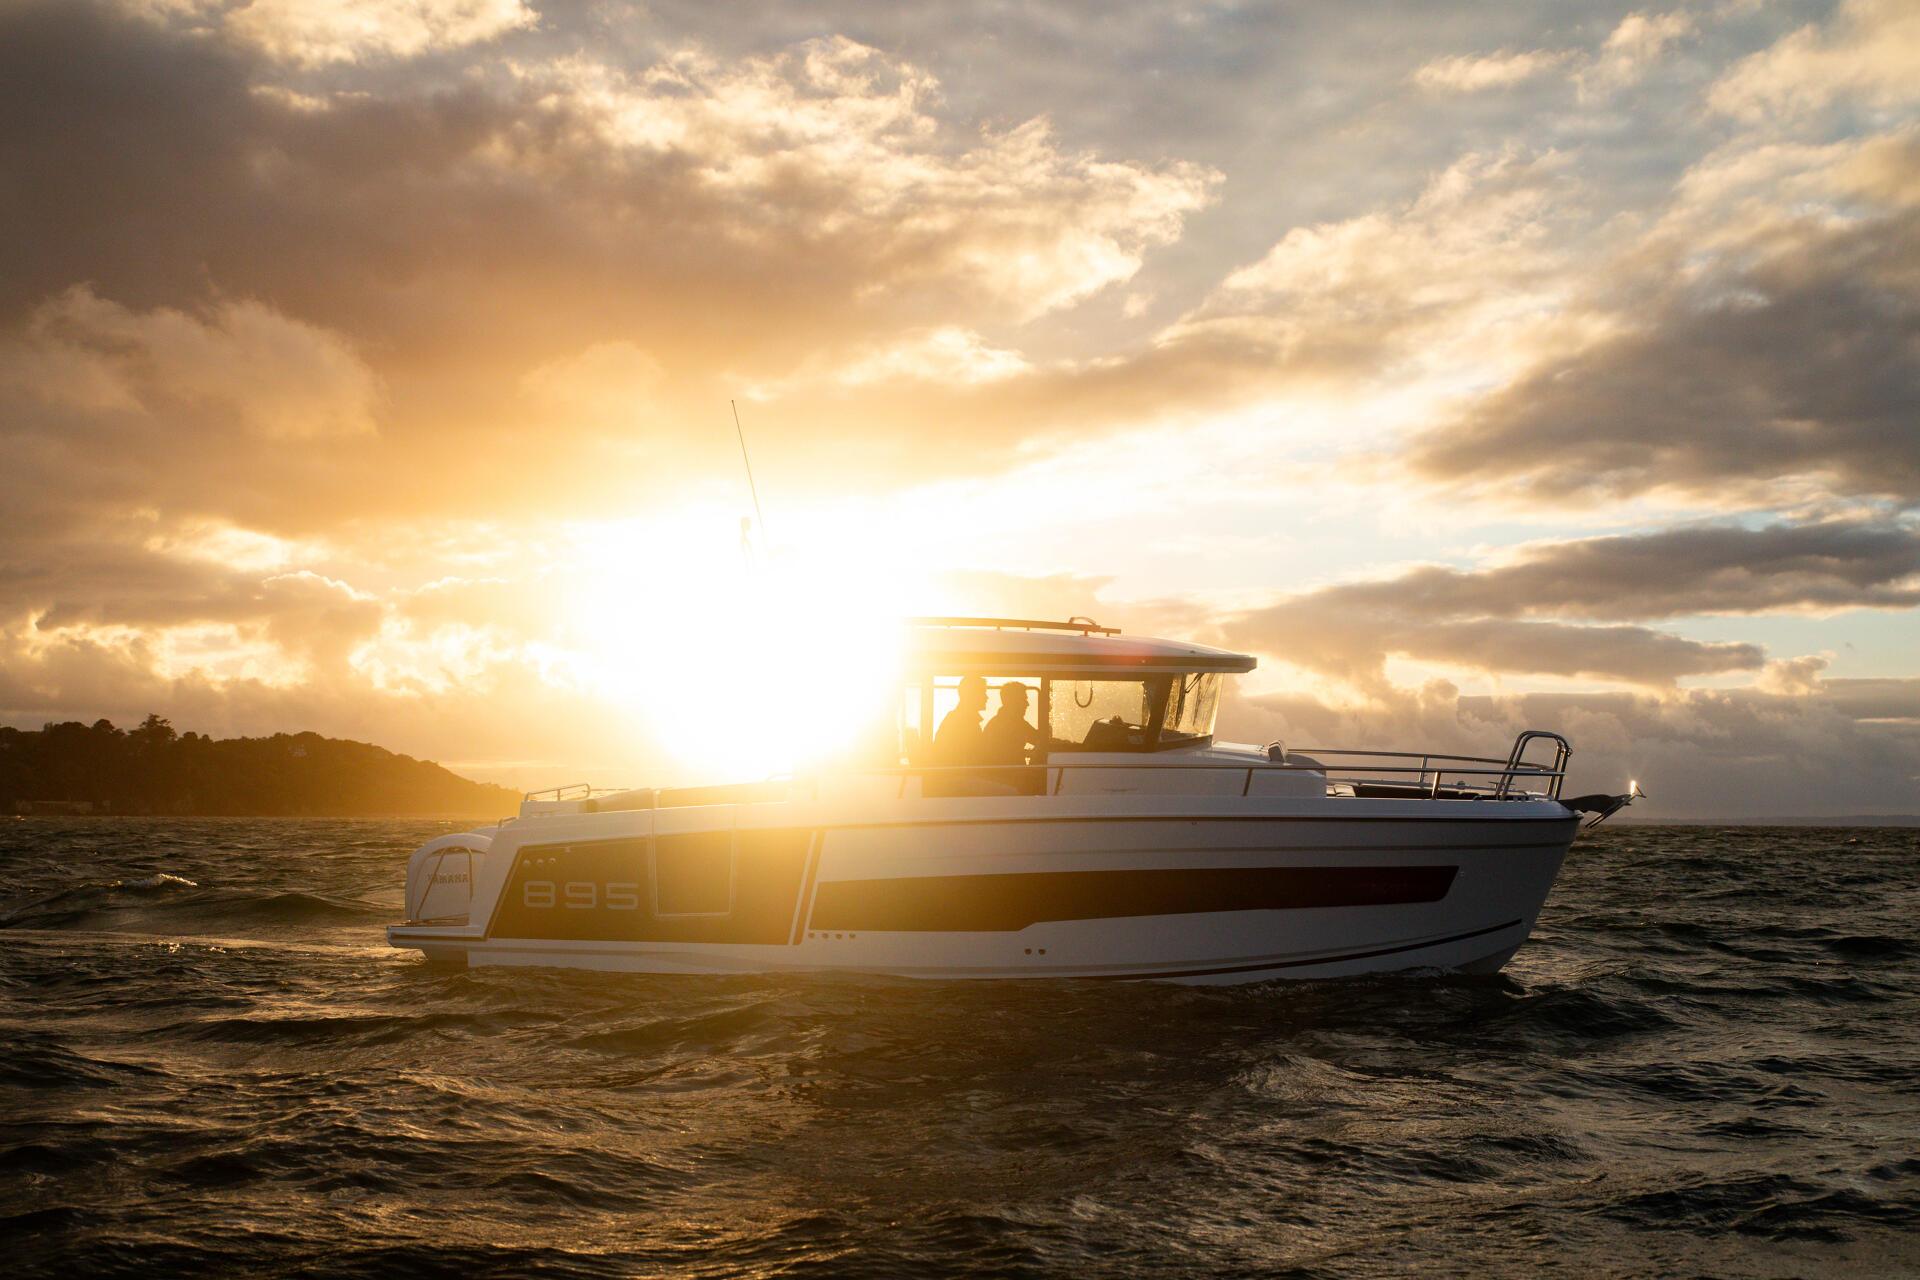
[560,513,906,782]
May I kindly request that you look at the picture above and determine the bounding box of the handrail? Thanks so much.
[904,616,1120,635]
[521,781,632,803]
[521,732,1575,809]
[1496,731,1571,801]
[522,782,595,802]
[853,761,1559,777]
[803,756,1565,804]
[1287,747,1522,766]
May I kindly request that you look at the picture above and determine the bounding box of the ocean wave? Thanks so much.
[0,1032,169,1091]
[181,889,389,925]
[569,1003,786,1055]
[166,1008,525,1048]
[0,872,201,928]
[3,820,1919,1276]
[0,881,387,932]
[1483,983,1678,1040]
[1600,1172,1914,1241]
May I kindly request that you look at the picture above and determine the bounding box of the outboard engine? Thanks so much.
[403,832,494,924]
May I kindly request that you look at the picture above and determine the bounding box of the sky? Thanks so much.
[2,0,1917,817]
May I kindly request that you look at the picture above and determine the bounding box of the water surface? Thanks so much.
[2,820,1916,1276]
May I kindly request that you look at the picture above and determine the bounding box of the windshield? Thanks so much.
[1046,674,1221,752]
[1161,672,1220,744]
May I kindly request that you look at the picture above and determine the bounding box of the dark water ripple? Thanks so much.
[2,820,1918,1276]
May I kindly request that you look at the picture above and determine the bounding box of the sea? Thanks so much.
[1,819,1916,1278]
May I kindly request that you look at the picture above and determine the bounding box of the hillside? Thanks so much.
[0,716,521,817]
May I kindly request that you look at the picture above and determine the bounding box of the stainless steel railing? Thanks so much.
[845,757,1563,802]
[521,782,598,803]
[526,732,1572,809]
[804,731,1567,802]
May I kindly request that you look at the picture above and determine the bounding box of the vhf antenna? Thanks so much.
[731,399,769,551]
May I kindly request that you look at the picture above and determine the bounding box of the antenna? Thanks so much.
[731,399,769,549]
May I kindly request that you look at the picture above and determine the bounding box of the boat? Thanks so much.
[388,617,1633,983]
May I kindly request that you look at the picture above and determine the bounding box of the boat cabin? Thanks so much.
[514,617,1575,815]
[899,616,1254,763]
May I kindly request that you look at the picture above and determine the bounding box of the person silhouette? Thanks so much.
[932,675,988,766]
[980,682,1037,766]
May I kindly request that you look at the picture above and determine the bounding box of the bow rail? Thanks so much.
[523,732,1576,812]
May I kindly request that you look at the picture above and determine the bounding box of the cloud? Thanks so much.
[1413,49,1573,92]
[222,0,535,65]
[823,328,1031,388]
[1407,136,1920,505]
[1412,12,1691,100]
[0,285,391,567]
[1389,9,1920,515]
[1756,653,1830,696]
[1226,605,1760,690]
[1823,677,1920,722]
[252,570,384,670]
[511,39,1218,323]
[0,610,637,785]
[1298,520,1920,623]
[1411,622,1758,688]
[1212,518,1920,691]
[1709,0,1920,122]
[519,341,666,435]
[1578,10,1695,96]
[0,4,1221,518]
[4,285,380,441]
[1156,147,1577,389]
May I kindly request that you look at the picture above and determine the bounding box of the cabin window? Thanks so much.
[1160,672,1221,746]
[920,675,1042,751]
[1048,679,1156,751]
[653,831,733,916]
[1045,673,1221,751]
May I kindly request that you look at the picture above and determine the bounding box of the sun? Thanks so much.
[558,511,905,783]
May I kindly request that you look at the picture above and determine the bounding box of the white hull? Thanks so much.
[390,797,1578,984]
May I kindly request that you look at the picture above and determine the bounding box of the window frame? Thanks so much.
[1038,673,1217,755]
[650,830,736,919]
[1157,671,1221,749]
[905,670,1222,760]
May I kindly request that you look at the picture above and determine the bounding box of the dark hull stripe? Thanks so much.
[908,839,1571,856]
[1082,919,1525,980]
[806,813,1579,831]
[808,865,1457,933]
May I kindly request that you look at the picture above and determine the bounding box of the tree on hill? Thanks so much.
[0,718,521,817]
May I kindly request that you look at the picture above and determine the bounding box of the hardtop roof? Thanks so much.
[904,618,1256,675]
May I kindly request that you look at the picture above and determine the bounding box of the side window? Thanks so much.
[1048,679,1156,751]
[653,830,734,917]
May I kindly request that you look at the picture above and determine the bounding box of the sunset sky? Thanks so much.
[3,0,1917,816]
